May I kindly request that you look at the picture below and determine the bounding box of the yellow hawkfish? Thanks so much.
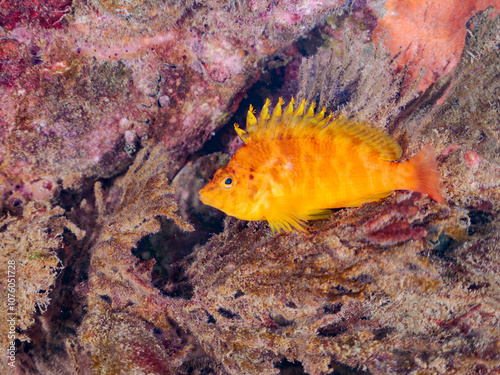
[199,98,444,233]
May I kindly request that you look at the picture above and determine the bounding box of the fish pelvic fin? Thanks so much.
[408,144,445,203]
[303,209,332,220]
[266,200,334,234]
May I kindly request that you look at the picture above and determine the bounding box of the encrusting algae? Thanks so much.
[199,98,444,233]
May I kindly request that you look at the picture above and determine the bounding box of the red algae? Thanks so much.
[464,149,482,169]
[0,0,72,30]
[374,0,500,92]
[0,40,30,87]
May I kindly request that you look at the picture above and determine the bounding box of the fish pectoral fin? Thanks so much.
[266,198,307,234]
[267,215,306,234]
[342,191,393,207]
[267,218,300,234]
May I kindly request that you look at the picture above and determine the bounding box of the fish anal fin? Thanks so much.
[341,191,393,207]
[303,209,332,220]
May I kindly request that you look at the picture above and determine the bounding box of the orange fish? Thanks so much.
[199,98,444,233]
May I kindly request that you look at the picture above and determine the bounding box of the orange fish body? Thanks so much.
[199,98,444,233]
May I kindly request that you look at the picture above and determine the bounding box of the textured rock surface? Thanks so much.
[1,1,500,375]
[0,0,341,213]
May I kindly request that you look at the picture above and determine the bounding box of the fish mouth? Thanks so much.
[199,191,215,207]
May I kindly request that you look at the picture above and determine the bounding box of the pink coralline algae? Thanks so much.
[0,40,30,87]
[464,149,482,169]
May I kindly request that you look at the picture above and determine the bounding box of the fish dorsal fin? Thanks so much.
[234,97,402,161]
[323,116,402,161]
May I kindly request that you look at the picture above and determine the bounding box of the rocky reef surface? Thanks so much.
[0,0,499,374]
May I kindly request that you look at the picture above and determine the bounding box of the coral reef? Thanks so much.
[168,193,498,374]
[0,0,72,30]
[77,144,195,373]
[80,302,185,375]
[1,0,348,372]
[1,1,500,374]
[0,0,341,214]
[0,202,84,373]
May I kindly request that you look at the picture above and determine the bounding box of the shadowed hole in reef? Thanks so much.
[217,307,241,320]
[467,209,493,235]
[427,233,456,259]
[329,361,372,375]
[197,52,295,156]
[132,217,208,290]
[275,358,305,375]
[269,312,295,327]
[318,321,348,337]
[205,310,216,324]
[323,302,343,314]
[176,355,227,375]
[373,326,396,340]
[275,358,372,375]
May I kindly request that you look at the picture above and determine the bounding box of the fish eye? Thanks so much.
[220,174,236,190]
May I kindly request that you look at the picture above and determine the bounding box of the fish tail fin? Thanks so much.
[408,144,444,203]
